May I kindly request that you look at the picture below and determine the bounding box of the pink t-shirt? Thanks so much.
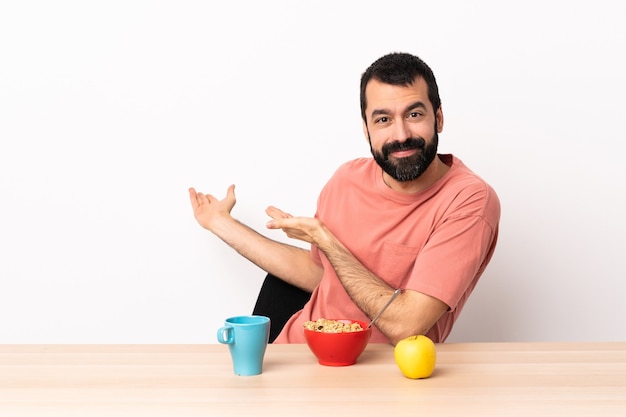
[274,154,500,344]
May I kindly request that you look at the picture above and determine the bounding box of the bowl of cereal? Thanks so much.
[303,318,372,366]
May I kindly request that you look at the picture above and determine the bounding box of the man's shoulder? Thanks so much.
[447,155,496,193]
[337,157,374,170]
[333,157,375,177]
[444,155,501,221]
[320,157,375,196]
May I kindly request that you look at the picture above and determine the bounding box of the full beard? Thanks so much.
[370,133,439,182]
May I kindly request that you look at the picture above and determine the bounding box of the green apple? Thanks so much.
[393,335,437,379]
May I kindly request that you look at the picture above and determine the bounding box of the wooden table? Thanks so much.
[1,342,625,416]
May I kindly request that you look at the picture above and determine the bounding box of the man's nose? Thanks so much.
[391,119,411,142]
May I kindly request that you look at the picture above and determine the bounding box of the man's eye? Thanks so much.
[408,112,422,119]
[375,116,389,124]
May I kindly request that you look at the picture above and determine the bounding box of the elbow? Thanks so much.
[387,325,432,346]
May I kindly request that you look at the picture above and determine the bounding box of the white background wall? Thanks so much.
[1,0,624,343]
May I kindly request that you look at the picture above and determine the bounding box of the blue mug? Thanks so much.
[217,315,270,376]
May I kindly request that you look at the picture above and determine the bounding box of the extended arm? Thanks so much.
[189,186,322,292]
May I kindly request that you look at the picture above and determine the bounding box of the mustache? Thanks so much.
[382,137,426,157]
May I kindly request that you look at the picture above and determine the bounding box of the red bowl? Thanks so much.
[303,319,372,366]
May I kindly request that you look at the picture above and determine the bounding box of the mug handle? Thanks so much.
[217,325,234,344]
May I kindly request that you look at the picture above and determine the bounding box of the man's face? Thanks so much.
[363,78,443,182]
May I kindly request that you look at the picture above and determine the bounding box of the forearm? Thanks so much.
[209,215,322,292]
[320,239,398,330]
[319,234,445,345]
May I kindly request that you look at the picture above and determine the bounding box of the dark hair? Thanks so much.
[360,52,441,123]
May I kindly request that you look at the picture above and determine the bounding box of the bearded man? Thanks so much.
[189,52,501,345]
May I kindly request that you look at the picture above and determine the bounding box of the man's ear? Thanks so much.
[436,106,444,133]
[362,120,370,143]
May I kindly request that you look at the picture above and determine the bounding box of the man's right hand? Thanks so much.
[188,185,236,231]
